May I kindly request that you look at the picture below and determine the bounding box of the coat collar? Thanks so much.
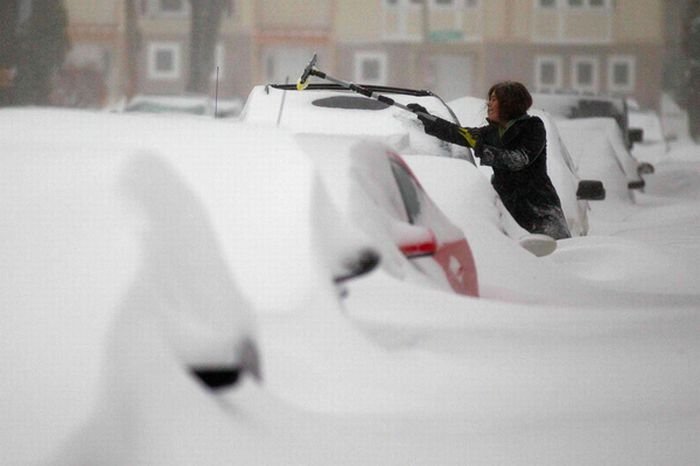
[493,114,531,144]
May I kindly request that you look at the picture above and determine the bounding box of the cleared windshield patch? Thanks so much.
[312,96,389,110]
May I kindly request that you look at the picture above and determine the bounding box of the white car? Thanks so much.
[557,118,647,204]
[531,93,652,194]
[241,83,474,162]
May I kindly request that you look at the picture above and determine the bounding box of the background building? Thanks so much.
[59,0,667,111]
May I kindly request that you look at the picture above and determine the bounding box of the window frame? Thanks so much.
[535,55,563,92]
[147,41,181,81]
[535,0,558,8]
[152,0,190,17]
[354,52,388,86]
[382,0,424,42]
[430,0,479,9]
[534,0,611,8]
[571,55,599,93]
[607,55,636,93]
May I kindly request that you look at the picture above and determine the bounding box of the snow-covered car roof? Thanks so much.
[122,94,243,118]
[240,83,473,161]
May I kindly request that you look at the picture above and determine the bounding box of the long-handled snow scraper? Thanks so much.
[296,53,442,124]
[296,53,476,164]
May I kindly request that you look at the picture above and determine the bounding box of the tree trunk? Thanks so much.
[187,0,227,94]
[684,1,700,140]
[0,0,19,106]
[14,0,70,105]
[124,0,141,100]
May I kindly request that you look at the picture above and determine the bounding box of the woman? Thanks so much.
[408,81,571,240]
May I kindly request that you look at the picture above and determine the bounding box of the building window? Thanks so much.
[147,0,189,17]
[570,0,610,7]
[382,0,424,41]
[432,0,478,8]
[535,0,610,7]
[571,56,599,93]
[354,52,387,85]
[426,0,480,6]
[160,0,184,12]
[608,55,636,93]
[535,56,562,92]
[148,42,180,80]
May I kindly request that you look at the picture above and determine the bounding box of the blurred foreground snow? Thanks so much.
[0,109,698,465]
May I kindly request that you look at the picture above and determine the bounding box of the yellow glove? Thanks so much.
[457,127,479,148]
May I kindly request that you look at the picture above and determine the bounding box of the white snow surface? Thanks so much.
[1,108,699,465]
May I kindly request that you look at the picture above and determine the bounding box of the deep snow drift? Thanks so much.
[1,108,699,465]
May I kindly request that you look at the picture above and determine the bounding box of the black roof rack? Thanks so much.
[268,82,434,97]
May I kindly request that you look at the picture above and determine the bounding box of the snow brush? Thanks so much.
[296,53,440,123]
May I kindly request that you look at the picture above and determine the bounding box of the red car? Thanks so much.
[298,133,479,297]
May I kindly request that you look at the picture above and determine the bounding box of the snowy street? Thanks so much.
[0,109,699,465]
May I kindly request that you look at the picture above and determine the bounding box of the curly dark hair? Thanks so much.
[488,81,533,121]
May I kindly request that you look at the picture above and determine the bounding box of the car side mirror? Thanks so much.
[576,180,606,201]
[628,128,644,144]
[334,248,381,284]
[637,162,655,175]
[392,222,438,258]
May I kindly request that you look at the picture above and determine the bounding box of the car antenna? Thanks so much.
[276,76,289,127]
[214,66,220,119]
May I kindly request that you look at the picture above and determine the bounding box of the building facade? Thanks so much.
[62,0,665,110]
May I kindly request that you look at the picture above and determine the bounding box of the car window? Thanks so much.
[389,158,422,223]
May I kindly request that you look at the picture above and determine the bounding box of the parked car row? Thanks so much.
[246,83,613,230]
[532,92,654,193]
[2,81,663,463]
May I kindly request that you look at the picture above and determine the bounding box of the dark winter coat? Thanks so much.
[422,114,571,240]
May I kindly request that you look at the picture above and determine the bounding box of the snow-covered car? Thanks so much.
[298,134,478,297]
[242,83,604,245]
[556,118,649,204]
[531,93,653,184]
[628,107,670,162]
[241,83,474,163]
[531,92,644,150]
[242,84,481,293]
[0,109,382,464]
[449,96,605,237]
[3,109,699,466]
[121,93,243,118]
